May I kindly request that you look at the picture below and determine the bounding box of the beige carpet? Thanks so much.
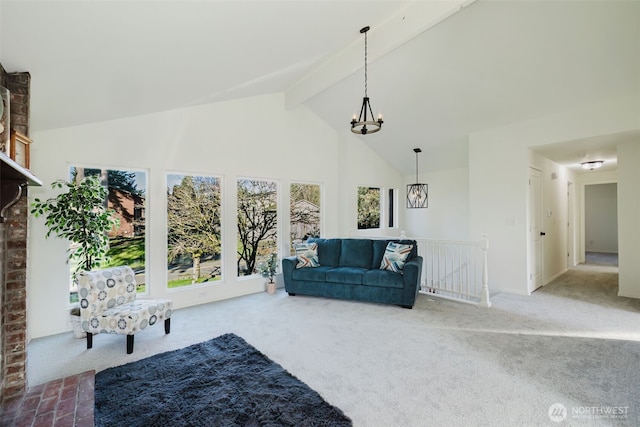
[585,251,618,267]
[28,265,639,426]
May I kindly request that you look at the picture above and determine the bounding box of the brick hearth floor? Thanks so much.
[0,371,94,427]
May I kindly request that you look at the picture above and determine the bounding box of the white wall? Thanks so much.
[617,141,640,298]
[403,167,470,241]
[27,93,401,339]
[469,95,639,295]
[584,183,618,253]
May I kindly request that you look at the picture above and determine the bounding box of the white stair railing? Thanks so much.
[350,233,491,307]
[414,235,491,307]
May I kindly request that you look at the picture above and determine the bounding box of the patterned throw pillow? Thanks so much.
[295,242,320,268]
[380,242,413,273]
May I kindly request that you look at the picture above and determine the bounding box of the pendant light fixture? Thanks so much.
[407,148,428,208]
[350,26,383,135]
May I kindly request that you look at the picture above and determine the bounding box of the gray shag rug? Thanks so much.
[95,333,352,427]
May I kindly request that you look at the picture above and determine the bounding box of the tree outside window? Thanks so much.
[290,183,320,253]
[237,179,278,276]
[357,186,381,229]
[167,174,222,288]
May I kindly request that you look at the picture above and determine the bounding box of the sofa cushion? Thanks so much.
[294,242,320,268]
[371,240,390,269]
[338,239,373,269]
[363,269,405,289]
[308,238,341,267]
[380,242,414,273]
[291,266,333,282]
[326,267,366,285]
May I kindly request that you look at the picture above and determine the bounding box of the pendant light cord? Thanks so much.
[413,148,422,184]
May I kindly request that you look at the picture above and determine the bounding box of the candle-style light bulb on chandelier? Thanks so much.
[350,26,383,135]
[407,148,428,208]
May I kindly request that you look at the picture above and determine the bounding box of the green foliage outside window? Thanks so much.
[357,186,381,229]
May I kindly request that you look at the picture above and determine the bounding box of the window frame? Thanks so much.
[166,172,224,291]
[67,164,149,303]
[356,185,382,230]
[236,177,280,279]
[289,181,322,250]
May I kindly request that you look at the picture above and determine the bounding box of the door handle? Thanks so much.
[540,232,546,236]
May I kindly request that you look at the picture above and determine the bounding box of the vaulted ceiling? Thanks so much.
[1,0,638,175]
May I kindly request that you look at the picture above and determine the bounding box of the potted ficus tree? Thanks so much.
[31,175,119,337]
[258,252,278,294]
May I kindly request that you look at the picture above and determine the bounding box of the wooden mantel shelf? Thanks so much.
[0,151,42,222]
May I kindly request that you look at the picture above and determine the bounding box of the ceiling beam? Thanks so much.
[284,0,476,109]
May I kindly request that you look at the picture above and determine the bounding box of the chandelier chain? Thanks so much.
[364,30,368,97]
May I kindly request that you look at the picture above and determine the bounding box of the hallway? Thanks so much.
[585,251,618,267]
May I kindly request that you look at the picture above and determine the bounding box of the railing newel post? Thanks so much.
[480,234,492,308]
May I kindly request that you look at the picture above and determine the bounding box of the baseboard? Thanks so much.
[498,287,530,296]
[618,290,640,299]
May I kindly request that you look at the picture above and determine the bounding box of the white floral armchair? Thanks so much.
[77,265,173,354]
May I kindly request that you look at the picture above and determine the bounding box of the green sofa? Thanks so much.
[282,238,423,308]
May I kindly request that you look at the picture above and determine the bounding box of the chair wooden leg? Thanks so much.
[127,335,134,354]
[164,318,171,334]
[86,332,93,349]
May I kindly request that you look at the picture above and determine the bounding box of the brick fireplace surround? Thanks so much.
[1,64,32,402]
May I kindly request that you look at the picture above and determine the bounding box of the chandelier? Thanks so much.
[407,148,428,208]
[350,26,383,135]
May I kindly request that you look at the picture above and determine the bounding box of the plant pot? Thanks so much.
[266,282,276,295]
[70,308,85,339]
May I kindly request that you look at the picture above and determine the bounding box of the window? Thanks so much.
[167,174,222,288]
[388,188,396,228]
[290,183,321,253]
[69,166,147,303]
[357,186,380,229]
[237,179,278,276]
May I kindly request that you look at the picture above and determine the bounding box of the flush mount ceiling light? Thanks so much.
[581,160,604,170]
[407,148,428,208]
[350,26,383,135]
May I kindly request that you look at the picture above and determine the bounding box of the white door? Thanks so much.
[528,168,542,293]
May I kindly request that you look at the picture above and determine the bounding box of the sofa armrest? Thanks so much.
[282,256,297,288]
[402,256,423,299]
